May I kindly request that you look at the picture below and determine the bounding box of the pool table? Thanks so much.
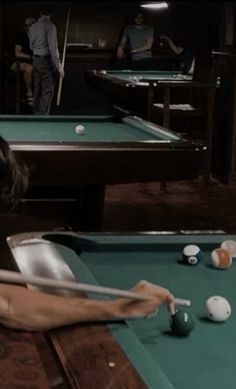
[85,69,215,123]
[88,69,193,84]
[0,114,204,230]
[86,70,216,183]
[5,230,236,389]
[86,70,193,121]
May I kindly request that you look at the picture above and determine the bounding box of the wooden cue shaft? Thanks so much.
[0,269,148,300]
[56,8,70,106]
[212,51,236,57]
[0,269,191,306]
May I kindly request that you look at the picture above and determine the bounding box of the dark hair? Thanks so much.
[0,136,29,211]
[134,11,145,19]
[40,7,53,16]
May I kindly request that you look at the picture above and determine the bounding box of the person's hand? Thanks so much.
[117,46,124,59]
[58,67,65,79]
[113,280,174,319]
[161,34,169,42]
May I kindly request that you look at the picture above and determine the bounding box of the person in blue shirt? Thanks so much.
[117,12,154,70]
[29,7,64,115]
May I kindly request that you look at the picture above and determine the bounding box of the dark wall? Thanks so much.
[2,1,221,53]
[0,1,222,114]
[0,2,4,112]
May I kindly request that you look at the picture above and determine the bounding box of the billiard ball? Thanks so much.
[221,240,236,257]
[170,309,195,336]
[211,248,232,269]
[182,244,202,265]
[206,296,231,322]
[100,70,107,74]
[176,73,185,80]
[75,125,85,134]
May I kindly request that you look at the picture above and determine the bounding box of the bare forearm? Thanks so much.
[117,39,126,58]
[165,39,182,55]
[0,285,118,331]
[15,46,31,59]
[38,298,119,331]
[0,281,173,331]
[134,43,151,53]
[15,53,31,59]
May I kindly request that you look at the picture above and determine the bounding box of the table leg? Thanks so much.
[163,87,170,128]
[204,87,216,184]
[147,84,155,120]
[16,61,21,114]
[227,74,236,183]
[161,87,171,190]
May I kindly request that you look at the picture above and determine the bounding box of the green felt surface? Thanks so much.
[0,115,179,142]
[50,233,236,389]
[104,70,193,82]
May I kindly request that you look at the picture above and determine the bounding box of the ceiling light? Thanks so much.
[140,2,168,10]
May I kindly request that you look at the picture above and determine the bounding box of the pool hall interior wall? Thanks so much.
[0,2,3,113]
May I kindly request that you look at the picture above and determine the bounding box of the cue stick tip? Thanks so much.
[174,298,191,306]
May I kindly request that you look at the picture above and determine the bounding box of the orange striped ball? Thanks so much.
[211,248,232,269]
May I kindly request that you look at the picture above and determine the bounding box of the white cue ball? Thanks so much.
[75,125,85,134]
[206,296,231,322]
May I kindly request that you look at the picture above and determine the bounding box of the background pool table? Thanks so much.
[0,115,204,230]
[85,70,216,120]
[6,231,236,389]
[86,71,216,183]
[86,69,194,120]
[90,70,193,81]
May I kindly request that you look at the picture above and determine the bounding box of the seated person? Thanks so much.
[117,12,154,70]
[11,17,36,106]
[161,35,195,75]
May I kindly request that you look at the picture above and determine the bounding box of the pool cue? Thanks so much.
[0,269,190,306]
[212,51,236,58]
[56,8,70,106]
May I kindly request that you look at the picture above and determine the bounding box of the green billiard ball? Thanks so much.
[170,310,195,336]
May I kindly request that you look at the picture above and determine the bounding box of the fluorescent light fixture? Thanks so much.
[140,2,168,9]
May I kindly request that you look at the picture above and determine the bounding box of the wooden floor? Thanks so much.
[104,178,236,233]
[1,177,236,241]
